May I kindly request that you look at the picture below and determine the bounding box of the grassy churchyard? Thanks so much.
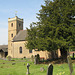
[0,58,75,75]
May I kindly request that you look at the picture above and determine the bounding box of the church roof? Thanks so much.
[0,45,8,52]
[13,30,28,42]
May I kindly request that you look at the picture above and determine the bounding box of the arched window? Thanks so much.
[19,47,22,53]
[11,23,13,27]
[11,34,13,37]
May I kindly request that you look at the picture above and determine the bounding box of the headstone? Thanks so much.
[1,66,3,68]
[37,54,40,63]
[12,62,15,65]
[34,55,37,64]
[31,55,34,62]
[24,63,25,65]
[47,64,53,75]
[40,67,45,72]
[8,56,11,61]
[3,63,5,64]
[21,58,23,60]
[26,63,30,75]
[67,55,73,75]
[73,53,74,59]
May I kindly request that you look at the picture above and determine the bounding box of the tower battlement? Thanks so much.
[8,16,23,22]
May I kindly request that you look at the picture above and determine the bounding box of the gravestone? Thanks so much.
[47,64,53,75]
[31,55,34,62]
[3,63,5,64]
[73,53,74,59]
[8,56,11,61]
[40,67,45,72]
[34,55,37,64]
[34,54,40,64]
[67,55,73,75]
[26,63,30,75]
[12,62,15,65]
[37,54,40,63]
[24,63,25,65]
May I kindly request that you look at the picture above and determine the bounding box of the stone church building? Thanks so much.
[7,16,61,59]
[8,16,60,59]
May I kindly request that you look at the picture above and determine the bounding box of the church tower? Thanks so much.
[8,16,23,57]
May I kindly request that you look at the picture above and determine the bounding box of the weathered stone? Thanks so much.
[12,62,16,65]
[67,55,73,75]
[24,63,25,65]
[26,63,30,75]
[8,56,11,61]
[3,63,5,64]
[47,64,53,75]
[34,54,40,64]
[34,55,37,64]
[31,55,34,62]
[40,67,45,72]
[73,53,74,59]
[1,66,3,68]
[37,54,40,63]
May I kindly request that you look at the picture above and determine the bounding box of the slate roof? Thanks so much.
[13,30,28,42]
[0,45,8,52]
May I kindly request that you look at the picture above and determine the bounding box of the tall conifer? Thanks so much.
[26,0,75,53]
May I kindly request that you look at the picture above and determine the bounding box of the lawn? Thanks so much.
[0,58,75,75]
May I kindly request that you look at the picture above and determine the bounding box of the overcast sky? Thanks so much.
[0,0,53,45]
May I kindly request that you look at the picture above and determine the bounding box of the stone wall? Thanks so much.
[11,41,52,59]
[32,50,50,59]
[11,41,30,58]
[11,41,61,59]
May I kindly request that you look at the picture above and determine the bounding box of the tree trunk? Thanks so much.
[60,49,67,62]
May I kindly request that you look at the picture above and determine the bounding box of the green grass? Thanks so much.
[0,58,75,75]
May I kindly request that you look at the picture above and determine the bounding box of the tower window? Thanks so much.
[19,23,21,27]
[11,23,13,27]
[19,47,22,53]
[11,34,13,37]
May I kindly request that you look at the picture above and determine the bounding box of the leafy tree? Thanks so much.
[26,0,75,56]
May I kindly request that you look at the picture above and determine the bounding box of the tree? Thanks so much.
[26,0,75,57]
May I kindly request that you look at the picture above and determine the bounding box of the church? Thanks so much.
[0,16,61,59]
